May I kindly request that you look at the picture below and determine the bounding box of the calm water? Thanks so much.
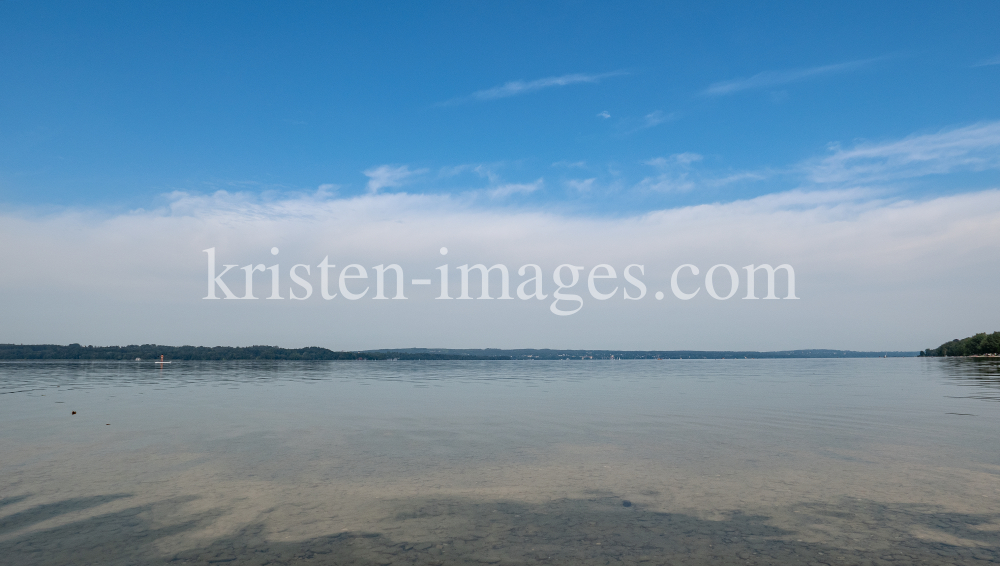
[1,358,999,565]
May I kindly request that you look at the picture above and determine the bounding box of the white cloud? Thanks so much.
[805,121,1000,185]
[438,163,503,184]
[641,110,673,129]
[704,171,771,187]
[565,178,596,192]
[617,110,677,134]
[972,54,1000,67]
[635,153,705,192]
[597,110,611,119]
[646,153,703,168]
[704,57,881,96]
[5,121,1000,351]
[363,164,427,193]
[316,184,338,198]
[634,175,696,193]
[473,164,503,184]
[3,187,998,351]
[629,120,1000,194]
[488,178,544,198]
[440,71,626,105]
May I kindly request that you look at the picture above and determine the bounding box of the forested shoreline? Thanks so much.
[921,332,1000,356]
[0,344,916,360]
[0,344,486,361]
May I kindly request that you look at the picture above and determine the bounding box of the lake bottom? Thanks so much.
[1,359,998,565]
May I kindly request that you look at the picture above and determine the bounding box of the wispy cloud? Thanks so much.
[616,110,677,135]
[641,110,673,129]
[565,178,596,192]
[628,121,1000,195]
[704,57,881,96]
[633,153,776,193]
[489,178,544,198]
[439,71,626,105]
[646,153,703,168]
[316,183,339,198]
[597,110,611,119]
[363,164,428,193]
[472,164,502,184]
[361,121,1000,201]
[635,153,704,192]
[805,121,1000,185]
[438,163,504,184]
[635,176,696,193]
[704,171,771,188]
[972,54,1000,67]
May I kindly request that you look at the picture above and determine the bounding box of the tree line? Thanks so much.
[0,344,506,361]
[0,344,918,360]
[921,332,1000,357]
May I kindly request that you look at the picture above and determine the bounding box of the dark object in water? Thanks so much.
[71,411,76,415]
[106,424,110,426]
[622,500,632,507]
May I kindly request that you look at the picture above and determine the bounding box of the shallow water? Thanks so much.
[1,358,999,565]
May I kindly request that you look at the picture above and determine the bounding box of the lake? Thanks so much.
[1,358,999,565]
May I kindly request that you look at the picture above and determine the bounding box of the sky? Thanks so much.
[1,1,998,350]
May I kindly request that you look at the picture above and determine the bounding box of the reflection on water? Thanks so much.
[940,358,1000,402]
[1,359,998,565]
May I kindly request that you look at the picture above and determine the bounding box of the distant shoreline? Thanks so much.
[0,344,919,361]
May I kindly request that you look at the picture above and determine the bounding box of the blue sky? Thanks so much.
[2,0,999,214]
[2,1,999,350]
